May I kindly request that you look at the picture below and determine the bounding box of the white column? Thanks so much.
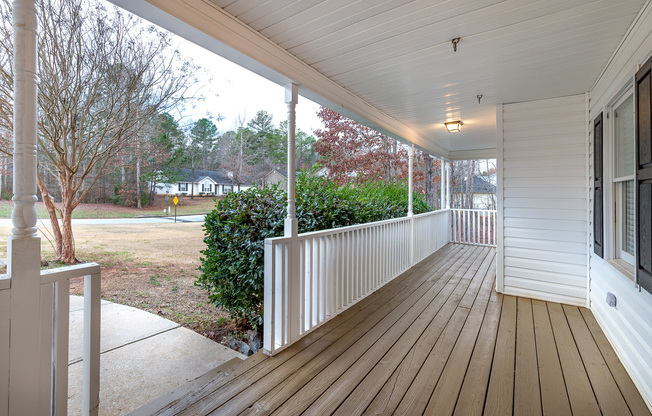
[446,161,451,209]
[440,158,445,210]
[8,1,43,415]
[408,144,413,217]
[284,84,300,344]
[408,144,414,265]
[285,84,298,237]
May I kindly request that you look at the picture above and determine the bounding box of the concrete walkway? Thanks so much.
[67,296,244,416]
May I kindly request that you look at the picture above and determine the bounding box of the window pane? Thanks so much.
[622,180,635,256]
[614,94,634,178]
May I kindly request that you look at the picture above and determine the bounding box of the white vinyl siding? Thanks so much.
[588,1,652,410]
[498,94,588,306]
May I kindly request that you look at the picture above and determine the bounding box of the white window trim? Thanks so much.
[604,86,636,278]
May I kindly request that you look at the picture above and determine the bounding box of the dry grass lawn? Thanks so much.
[0,221,237,344]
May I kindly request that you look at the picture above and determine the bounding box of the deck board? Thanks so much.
[563,304,631,416]
[532,300,572,416]
[548,302,602,415]
[514,298,542,416]
[131,244,651,416]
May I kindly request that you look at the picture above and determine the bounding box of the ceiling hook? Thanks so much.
[452,37,460,52]
[477,94,483,104]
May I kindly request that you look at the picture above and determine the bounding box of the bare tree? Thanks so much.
[0,0,199,263]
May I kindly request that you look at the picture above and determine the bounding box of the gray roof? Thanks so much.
[452,176,496,194]
[175,168,253,185]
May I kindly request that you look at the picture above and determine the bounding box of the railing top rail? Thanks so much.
[40,262,101,285]
[266,209,451,245]
[450,208,497,213]
[412,209,449,219]
[0,275,9,290]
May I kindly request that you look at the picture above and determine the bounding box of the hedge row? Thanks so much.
[197,171,430,329]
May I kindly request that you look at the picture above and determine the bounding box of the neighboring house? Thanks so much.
[261,169,307,190]
[156,168,253,196]
[451,175,497,209]
[261,169,288,190]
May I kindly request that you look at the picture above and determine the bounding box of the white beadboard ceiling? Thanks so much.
[111,0,648,159]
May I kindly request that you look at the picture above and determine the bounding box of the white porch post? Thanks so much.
[285,84,298,237]
[440,158,445,210]
[445,160,451,209]
[408,144,414,263]
[285,84,299,343]
[408,144,413,216]
[9,0,43,415]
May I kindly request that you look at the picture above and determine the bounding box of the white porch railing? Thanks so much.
[450,209,497,246]
[1,263,101,416]
[264,209,450,355]
[0,275,10,415]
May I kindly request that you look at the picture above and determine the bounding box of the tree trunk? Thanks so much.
[190,167,195,199]
[37,173,63,259]
[425,156,434,209]
[149,180,156,206]
[60,206,78,264]
[136,138,141,209]
[382,135,391,182]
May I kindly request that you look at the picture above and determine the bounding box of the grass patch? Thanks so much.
[0,197,218,220]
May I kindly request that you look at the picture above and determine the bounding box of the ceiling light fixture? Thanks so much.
[445,120,463,133]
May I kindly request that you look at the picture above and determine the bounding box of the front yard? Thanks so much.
[0,196,219,219]
[0,221,238,347]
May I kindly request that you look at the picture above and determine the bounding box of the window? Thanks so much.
[595,56,652,295]
[178,183,188,192]
[202,183,212,193]
[613,93,635,266]
[223,185,233,193]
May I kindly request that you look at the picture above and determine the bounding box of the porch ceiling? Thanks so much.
[112,0,647,159]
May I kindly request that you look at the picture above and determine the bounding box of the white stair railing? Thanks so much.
[450,209,497,246]
[40,263,101,416]
[0,275,10,414]
[264,209,450,355]
[1,263,101,416]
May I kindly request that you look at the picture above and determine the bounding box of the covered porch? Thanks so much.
[3,0,652,414]
[132,244,649,416]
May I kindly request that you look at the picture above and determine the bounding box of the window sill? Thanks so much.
[607,258,635,282]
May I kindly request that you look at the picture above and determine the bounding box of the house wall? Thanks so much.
[497,94,589,306]
[588,1,652,408]
[264,171,287,190]
[155,182,252,196]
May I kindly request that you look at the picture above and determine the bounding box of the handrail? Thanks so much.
[264,209,450,355]
[450,209,497,246]
[39,263,101,416]
[40,263,100,284]
[266,215,414,243]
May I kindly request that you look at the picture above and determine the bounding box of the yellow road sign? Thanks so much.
[173,196,179,205]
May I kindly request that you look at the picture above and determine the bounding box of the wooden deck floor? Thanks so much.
[133,244,651,416]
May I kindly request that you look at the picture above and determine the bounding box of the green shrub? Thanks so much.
[198,171,430,329]
[198,185,286,328]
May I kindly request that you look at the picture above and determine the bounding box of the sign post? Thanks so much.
[173,195,179,223]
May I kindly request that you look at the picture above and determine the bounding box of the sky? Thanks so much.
[172,38,324,136]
